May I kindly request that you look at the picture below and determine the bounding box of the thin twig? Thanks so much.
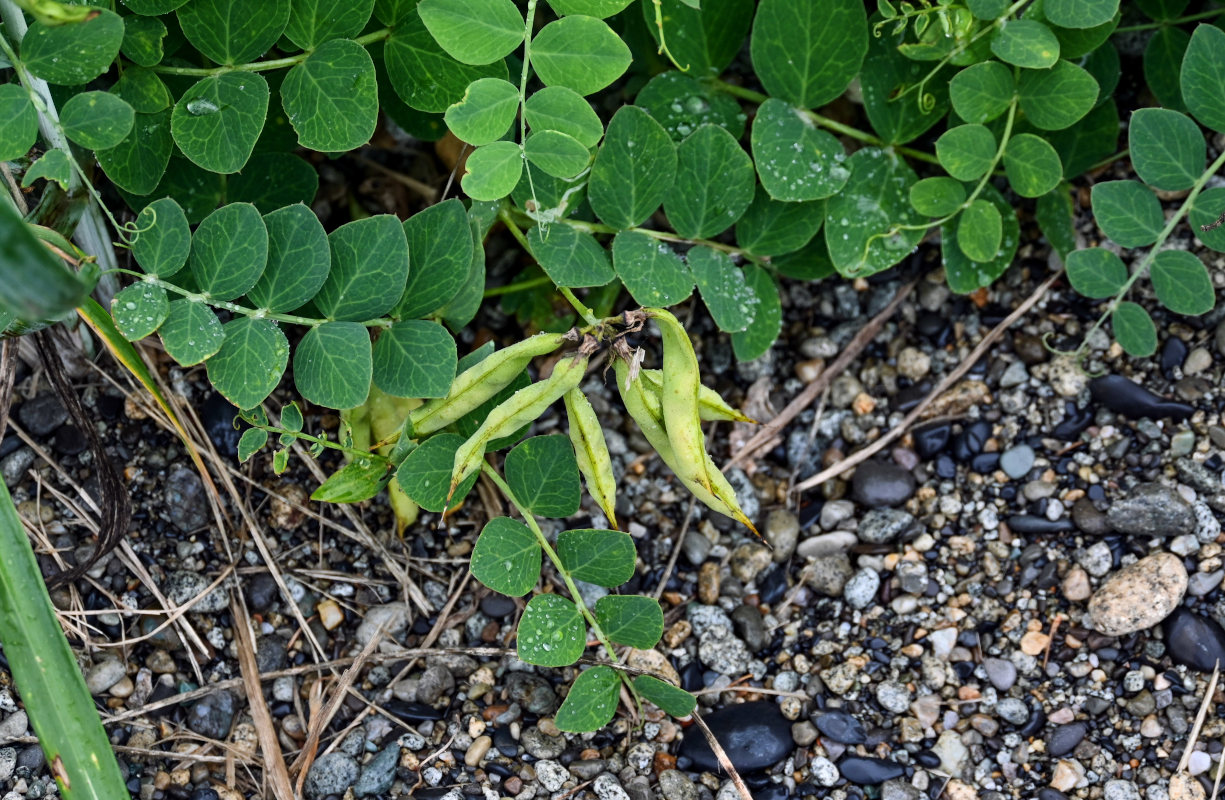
[690,710,753,800]
[232,595,295,800]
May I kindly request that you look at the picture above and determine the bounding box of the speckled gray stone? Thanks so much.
[843,568,880,609]
[1088,552,1187,636]
[304,753,360,800]
[1107,483,1196,537]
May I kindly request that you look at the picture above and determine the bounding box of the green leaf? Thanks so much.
[957,199,1003,264]
[282,39,378,152]
[860,26,950,145]
[177,0,290,65]
[1035,185,1076,259]
[0,84,37,163]
[316,215,409,320]
[284,0,375,50]
[125,157,225,223]
[524,86,604,148]
[1136,0,1189,19]
[524,130,592,179]
[1090,180,1163,248]
[664,124,754,239]
[824,148,922,277]
[935,124,996,181]
[1151,250,1215,315]
[227,153,320,214]
[159,299,224,366]
[750,0,867,108]
[909,177,966,217]
[528,225,615,288]
[189,203,268,300]
[632,674,696,717]
[112,67,172,114]
[1182,24,1225,133]
[990,19,1059,68]
[967,0,1009,19]
[461,140,523,201]
[555,665,620,732]
[612,231,692,307]
[517,593,586,667]
[948,60,1014,125]
[589,106,676,229]
[1144,26,1190,112]
[595,595,663,649]
[397,198,473,318]
[751,98,849,202]
[731,264,781,361]
[548,0,633,16]
[506,435,581,517]
[418,0,523,66]
[772,232,834,280]
[20,150,72,190]
[556,528,636,587]
[1049,15,1118,60]
[310,457,391,503]
[60,91,135,151]
[172,73,269,173]
[1082,39,1120,105]
[132,197,191,277]
[372,320,457,398]
[942,184,1020,293]
[1190,186,1225,252]
[1065,247,1128,298]
[470,517,541,596]
[1113,301,1157,357]
[1044,0,1118,27]
[122,14,167,67]
[635,70,745,143]
[385,13,508,113]
[293,321,372,408]
[123,0,188,13]
[1003,133,1062,198]
[1046,98,1119,177]
[438,214,487,328]
[640,0,752,77]
[445,78,520,145]
[396,432,478,512]
[1129,108,1204,191]
[110,282,169,340]
[1017,60,1098,130]
[691,247,758,333]
[205,317,289,409]
[22,10,124,85]
[0,203,90,322]
[735,185,824,257]
[531,15,631,96]
[238,428,268,462]
[247,204,330,312]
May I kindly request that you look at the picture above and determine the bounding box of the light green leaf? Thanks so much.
[132,197,191,277]
[177,0,290,65]
[1017,60,1098,130]
[750,0,867,108]
[989,19,1059,68]
[1035,186,1077,259]
[589,106,676,229]
[385,13,508,113]
[957,199,1002,263]
[751,98,849,202]
[1113,301,1157,357]
[372,320,457,398]
[98,108,173,193]
[110,282,169,340]
[860,25,950,145]
[555,665,620,733]
[1189,186,1225,253]
[632,675,696,717]
[311,458,391,503]
[594,595,663,649]
[1151,250,1215,315]
[396,432,478,511]
[1090,180,1163,248]
[1129,108,1204,191]
[111,67,172,113]
[397,198,473,318]
[418,0,523,65]
[283,0,375,50]
[238,428,268,462]
[206,318,289,409]
[524,130,591,179]
[942,184,1019,293]
[518,593,585,667]
[227,153,320,214]
[824,148,923,278]
[909,177,965,217]
[121,14,167,67]
[531,15,631,96]
[282,39,377,152]
[528,225,615,288]
[189,203,268,300]
[935,124,996,181]
[1182,24,1225,133]
[506,435,581,517]
[735,185,824,257]
[731,264,781,361]
[20,150,72,190]
[1050,12,1118,59]
[159,299,224,366]
[664,124,754,239]
[547,0,633,17]
[635,70,745,143]
[556,528,636,587]
[445,78,520,145]
[967,0,1009,18]
[461,140,523,201]
[1144,26,1189,112]
[640,0,752,76]
[172,73,269,173]
[293,321,372,408]
[612,231,692,307]
[524,86,604,148]
[60,91,135,151]
[22,10,124,85]
[948,60,1014,124]
[1003,133,1062,198]
[316,215,409,320]
[470,516,540,596]
[1065,247,1128,298]
[247,204,330,312]
[691,247,758,333]
[1045,0,1119,28]
[0,85,37,163]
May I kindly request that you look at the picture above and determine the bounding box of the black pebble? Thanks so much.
[1164,607,1225,672]
[1047,721,1088,757]
[1089,375,1194,421]
[951,420,991,462]
[1006,515,1077,534]
[912,422,951,459]
[53,425,88,455]
[837,756,905,785]
[385,700,444,722]
[199,392,246,458]
[493,726,518,757]
[1038,790,1069,800]
[757,566,788,606]
[1051,401,1094,440]
[1018,704,1047,738]
[678,702,793,773]
[1161,337,1189,378]
[189,790,221,800]
[913,751,940,768]
[479,593,517,618]
[935,455,956,479]
[814,709,866,745]
[969,452,1000,473]
[247,573,278,613]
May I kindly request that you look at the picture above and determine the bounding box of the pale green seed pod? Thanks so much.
[564,388,619,530]
[639,369,756,424]
[649,308,717,494]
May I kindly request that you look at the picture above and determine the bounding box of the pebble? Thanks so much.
[416,665,455,705]
[1088,552,1187,636]
[593,774,630,800]
[1090,375,1194,420]
[933,729,969,775]
[356,602,411,646]
[1061,566,1092,601]
[730,605,768,652]
[698,625,751,674]
[163,464,210,532]
[536,760,568,792]
[820,500,855,530]
[856,508,916,544]
[0,447,35,487]
[876,681,911,714]
[1103,780,1142,800]
[246,573,278,612]
[0,748,11,782]
[999,444,1035,479]
[843,568,881,609]
[1164,607,1225,672]
[188,691,237,739]
[316,599,344,631]
[982,657,1017,691]
[1050,759,1086,791]
[996,698,1030,726]
[912,421,950,459]
[0,711,25,742]
[678,702,791,772]
[353,745,398,797]
[85,659,127,695]
[850,461,916,508]
[164,570,228,614]
[1047,721,1087,757]
[1106,483,1196,536]
[1071,498,1111,535]
[463,735,491,767]
[304,753,360,800]
[763,510,799,562]
[796,531,858,559]
[521,725,566,759]
[804,553,853,596]
[17,394,67,435]
[814,710,866,744]
[838,756,905,785]
[658,770,698,800]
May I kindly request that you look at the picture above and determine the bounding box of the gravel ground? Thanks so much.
[2,202,1225,800]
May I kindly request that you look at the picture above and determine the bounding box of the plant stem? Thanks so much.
[495,209,601,326]
[483,275,554,298]
[1114,7,1225,33]
[248,422,390,462]
[151,28,392,76]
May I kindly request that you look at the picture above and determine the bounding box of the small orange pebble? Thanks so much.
[969,287,990,308]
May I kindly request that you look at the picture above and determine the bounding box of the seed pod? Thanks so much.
[448,353,589,504]
[650,308,716,494]
[410,332,567,436]
[639,369,756,424]
[564,388,619,530]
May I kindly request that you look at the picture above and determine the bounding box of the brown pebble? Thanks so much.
[464,735,491,767]
[653,751,676,775]
[698,561,720,605]
[1062,566,1092,602]
[1088,552,1187,637]
[504,777,522,795]
[1019,630,1050,656]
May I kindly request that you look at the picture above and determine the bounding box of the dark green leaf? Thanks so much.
[446,78,520,145]
[237,428,268,462]
[531,16,630,96]
[556,528,636,587]
[60,91,135,151]
[555,665,620,732]
[385,13,508,112]
[948,60,1014,124]
[524,130,591,179]
[989,19,1059,68]
[524,85,605,148]
[397,198,473,318]
[123,0,188,13]
[941,183,1019,293]
[20,150,72,190]
[632,675,695,717]
[470,516,540,596]
[316,215,409,320]
[206,317,289,409]
[547,0,633,16]
[772,231,835,280]
[1082,41,1120,106]
[1189,186,1225,253]
[1090,180,1163,248]
[1113,301,1156,356]
[589,106,676,229]
[177,0,290,65]
[1049,14,1118,59]
[690,247,758,333]
[372,320,457,398]
[506,435,581,517]
[735,185,824,257]
[121,14,167,67]
[909,177,965,217]
[227,153,319,214]
[635,70,745,143]
[1035,186,1076,259]
[967,0,1009,18]
[612,231,692,307]
[1017,60,1098,130]
[751,98,849,202]
[159,299,224,366]
[98,109,173,195]
[310,457,391,503]
[528,225,615,288]
[824,148,922,277]
[189,203,268,300]
[247,204,330,312]
[282,39,378,152]
[1182,24,1225,133]
[1136,0,1189,19]
[0,85,37,162]
[1151,250,1215,315]
[594,595,663,649]
[418,0,523,65]
[283,0,375,50]
[0,203,90,322]
[132,197,191,277]
[110,282,169,340]
[664,124,754,239]
[935,124,996,181]
[293,321,372,408]
[750,0,867,108]
[281,403,303,431]
[957,199,1003,263]
[860,25,949,145]
[1044,0,1119,28]
[1129,107,1204,191]
[731,264,781,361]
[1003,133,1062,198]
[172,73,269,173]
[396,432,478,512]
[460,140,523,201]
[1045,98,1118,177]
[438,214,487,328]
[517,593,585,667]
[22,10,124,85]
[640,0,752,77]
[111,67,172,113]
[1144,26,1189,112]
[1065,247,1128,298]
[124,157,225,223]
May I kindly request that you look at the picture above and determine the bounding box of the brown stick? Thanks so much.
[690,710,753,800]
[232,595,295,800]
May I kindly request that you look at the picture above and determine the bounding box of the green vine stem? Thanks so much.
[650,0,688,72]
[150,28,392,76]
[241,417,389,463]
